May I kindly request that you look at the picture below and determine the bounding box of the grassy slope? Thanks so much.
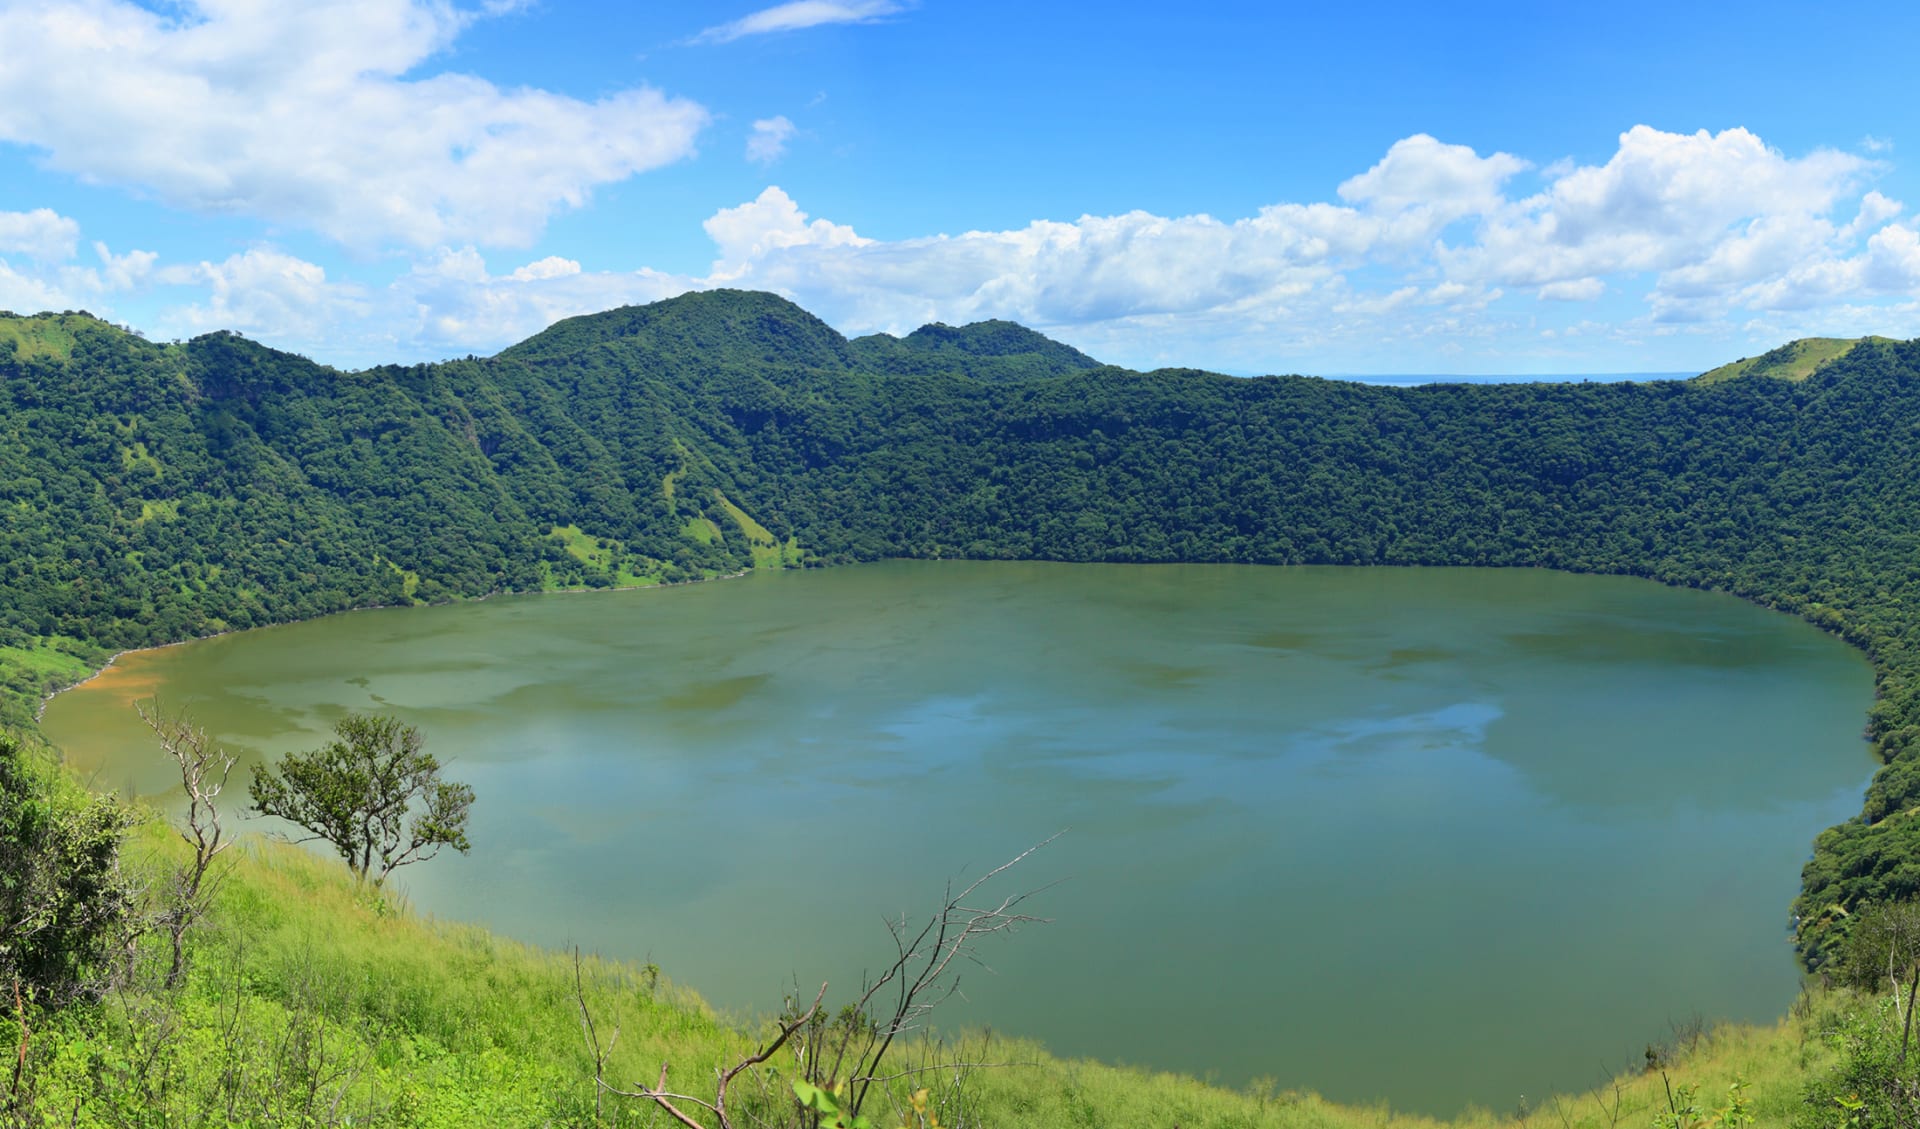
[544,523,663,589]
[6,636,108,725]
[24,820,1849,1128]
[1695,337,1898,383]
[713,490,803,569]
[0,313,85,361]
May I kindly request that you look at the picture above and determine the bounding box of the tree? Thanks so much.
[248,712,473,886]
[1844,901,1920,1065]
[136,698,236,989]
[0,733,135,1107]
[0,734,135,1002]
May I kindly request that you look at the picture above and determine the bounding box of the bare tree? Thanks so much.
[573,949,622,1127]
[1877,905,1920,1065]
[137,698,236,989]
[799,835,1057,1123]
[578,836,1057,1129]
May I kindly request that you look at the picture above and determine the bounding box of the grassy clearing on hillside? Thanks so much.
[1695,337,1896,383]
[1,636,107,724]
[369,555,422,601]
[135,498,180,525]
[8,802,1865,1129]
[543,524,662,590]
[119,441,163,477]
[0,314,82,361]
[715,491,805,569]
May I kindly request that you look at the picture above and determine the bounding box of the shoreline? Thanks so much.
[27,556,1887,1116]
[33,566,760,728]
[36,558,1869,1115]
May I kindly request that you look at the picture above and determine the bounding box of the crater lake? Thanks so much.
[43,561,1876,1113]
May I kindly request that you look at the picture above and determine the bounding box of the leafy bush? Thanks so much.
[0,733,134,1010]
[1798,996,1920,1128]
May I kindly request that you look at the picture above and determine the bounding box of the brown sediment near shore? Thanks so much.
[53,648,166,711]
[37,630,235,723]
[34,566,760,725]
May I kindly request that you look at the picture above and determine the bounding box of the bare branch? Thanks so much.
[137,697,237,989]
[587,836,1058,1129]
[597,1063,722,1129]
[592,985,826,1129]
[718,980,827,1124]
[840,835,1059,1117]
[573,948,620,1125]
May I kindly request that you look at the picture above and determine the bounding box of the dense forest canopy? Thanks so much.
[4,287,1918,966]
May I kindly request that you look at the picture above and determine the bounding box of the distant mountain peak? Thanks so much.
[898,320,1099,367]
[501,289,857,370]
[849,318,1102,382]
[496,291,1107,384]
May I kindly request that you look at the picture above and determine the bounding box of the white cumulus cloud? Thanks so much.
[507,256,583,283]
[1338,134,1528,234]
[0,208,157,314]
[705,186,869,273]
[0,208,79,261]
[0,264,73,313]
[1451,126,1870,292]
[89,243,157,293]
[143,245,692,364]
[158,248,372,342]
[392,247,693,354]
[1864,224,1920,291]
[669,127,1920,370]
[0,0,709,250]
[1538,278,1606,302]
[24,123,1920,377]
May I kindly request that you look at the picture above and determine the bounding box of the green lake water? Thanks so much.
[43,561,1875,1113]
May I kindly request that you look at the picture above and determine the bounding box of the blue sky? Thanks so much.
[2,0,1919,376]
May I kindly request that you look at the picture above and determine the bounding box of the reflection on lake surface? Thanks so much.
[44,562,1874,1113]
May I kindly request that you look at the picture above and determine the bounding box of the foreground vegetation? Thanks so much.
[16,290,1920,1117]
[5,727,1908,1128]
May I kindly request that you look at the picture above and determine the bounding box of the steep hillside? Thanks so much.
[7,295,1920,966]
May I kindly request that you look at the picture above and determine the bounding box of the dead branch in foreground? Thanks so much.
[576,835,1059,1129]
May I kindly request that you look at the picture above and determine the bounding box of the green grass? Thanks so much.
[0,635,107,725]
[136,498,179,524]
[119,441,164,477]
[371,554,422,599]
[549,522,609,567]
[26,827,744,1127]
[0,312,84,361]
[543,523,663,589]
[715,490,805,569]
[1695,337,1898,383]
[10,798,1863,1128]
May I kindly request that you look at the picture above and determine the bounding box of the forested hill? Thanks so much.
[7,287,1920,963]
